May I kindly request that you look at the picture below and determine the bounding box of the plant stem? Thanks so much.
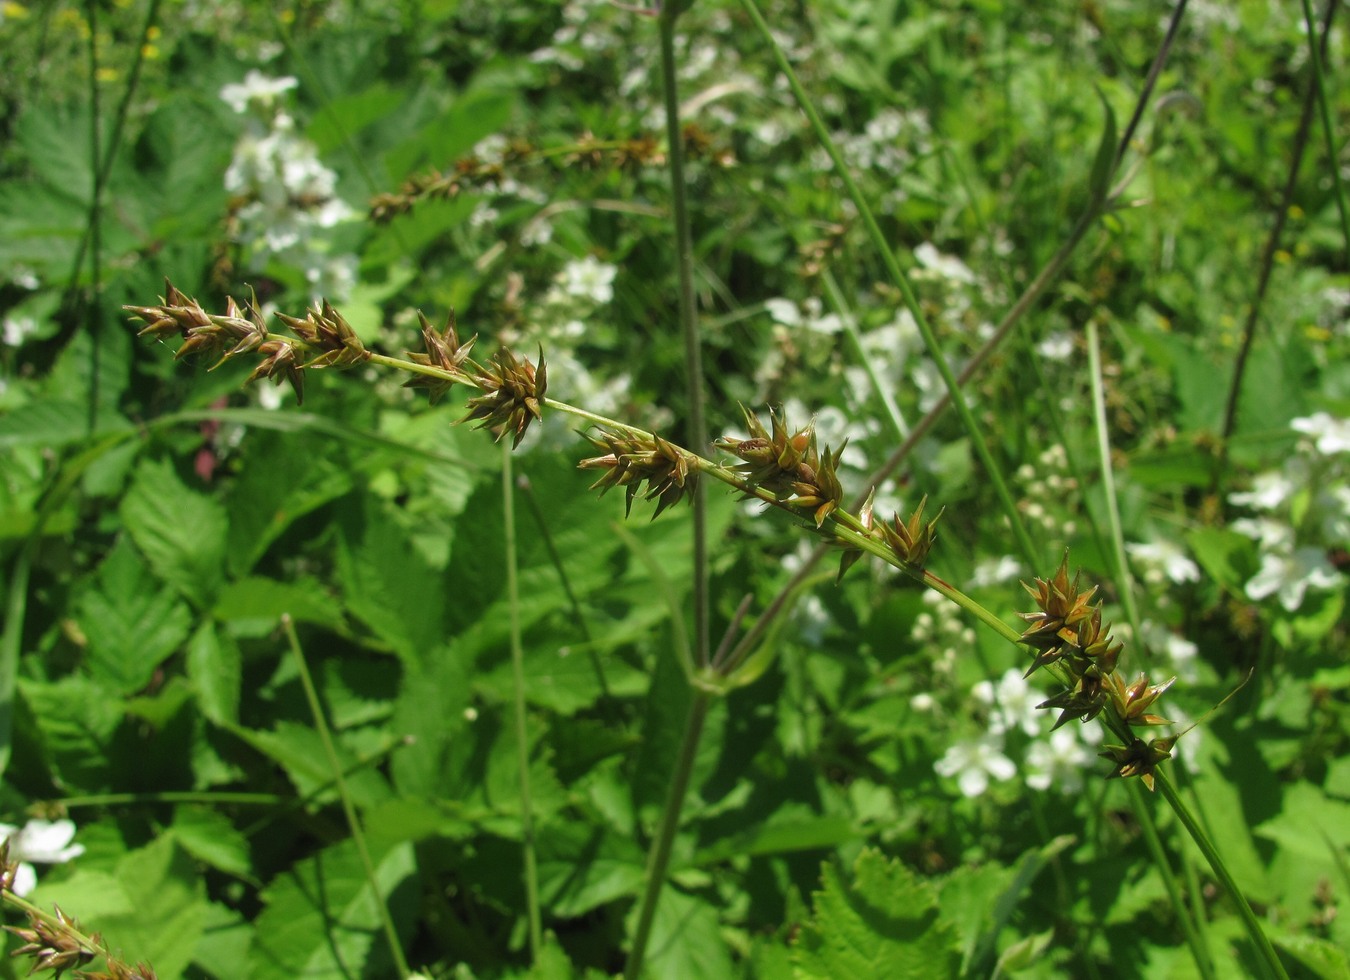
[623,689,712,980]
[1155,771,1290,980]
[503,445,543,960]
[658,5,712,673]
[1086,322,1143,648]
[282,617,412,979]
[738,0,1041,570]
[1299,0,1350,258]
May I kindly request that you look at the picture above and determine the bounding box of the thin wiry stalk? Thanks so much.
[1123,780,1216,980]
[1155,771,1290,980]
[658,5,712,674]
[821,268,909,440]
[615,11,715,977]
[1299,0,1350,256]
[623,691,712,980]
[83,0,104,437]
[1215,0,1339,490]
[502,446,543,960]
[1086,323,1143,647]
[738,0,1042,570]
[282,617,412,980]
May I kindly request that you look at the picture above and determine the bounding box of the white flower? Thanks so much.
[1126,539,1201,585]
[1245,546,1343,611]
[0,819,84,897]
[968,555,1022,588]
[935,734,1017,797]
[1036,331,1074,362]
[2,315,38,348]
[972,668,1046,736]
[1139,620,1199,681]
[913,241,975,285]
[1291,412,1350,456]
[764,298,801,327]
[220,70,298,114]
[558,256,617,304]
[1231,516,1294,551]
[1229,470,1297,512]
[1024,726,1096,793]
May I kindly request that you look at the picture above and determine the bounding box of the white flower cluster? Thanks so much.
[933,667,1102,798]
[219,70,357,302]
[1229,413,1348,612]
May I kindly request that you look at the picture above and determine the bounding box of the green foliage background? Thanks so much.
[0,0,1347,977]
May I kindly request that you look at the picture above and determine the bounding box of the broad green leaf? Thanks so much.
[30,835,208,980]
[336,495,446,662]
[170,805,253,878]
[1186,527,1254,593]
[389,646,471,798]
[247,839,417,980]
[213,576,338,633]
[628,885,735,980]
[0,399,130,448]
[535,822,646,917]
[75,540,192,694]
[231,720,387,809]
[794,849,960,979]
[17,674,124,791]
[121,456,229,608]
[186,622,240,725]
[694,813,858,865]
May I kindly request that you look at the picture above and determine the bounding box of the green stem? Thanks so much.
[623,690,712,980]
[282,617,412,979]
[1086,322,1143,648]
[1299,0,1350,258]
[658,5,712,672]
[503,445,543,960]
[1124,781,1215,979]
[738,0,1041,570]
[1155,771,1289,980]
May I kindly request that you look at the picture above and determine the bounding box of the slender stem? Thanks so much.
[281,617,412,979]
[821,269,908,440]
[658,7,711,672]
[1124,781,1215,979]
[1299,0,1350,257]
[738,0,1041,569]
[1155,771,1289,980]
[1086,322,1143,647]
[1214,0,1337,491]
[623,690,712,980]
[84,0,103,437]
[502,446,543,960]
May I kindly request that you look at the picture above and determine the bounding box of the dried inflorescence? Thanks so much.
[578,429,698,518]
[126,281,549,447]
[368,128,728,225]
[1019,556,1178,789]
[715,406,846,527]
[458,347,548,449]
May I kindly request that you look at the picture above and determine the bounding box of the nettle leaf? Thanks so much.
[232,720,386,808]
[628,885,734,980]
[186,622,241,726]
[75,539,192,695]
[535,822,646,918]
[18,674,124,790]
[29,835,208,980]
[336,495,446,662]
[223,428,354,578]
[793,849,960,979]
[247,839,418,980]
[169,805,253,879]
[121,456,229,608]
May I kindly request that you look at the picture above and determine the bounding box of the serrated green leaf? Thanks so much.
[30,835,208,980]
[170,805,253,878]
[121,456,229,608]
[794,849,960,980]
[247,839,417,980]
[75,540,192,694]
[628,885,735,980]
[186,622,240,725]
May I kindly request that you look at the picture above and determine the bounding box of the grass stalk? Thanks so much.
[1086,322,1143,645]
[658,5,712,675]
[502,444,543,960]
[622,690,713,980]
[281,616,412,979]
[1299,0,1350,257]
[738,0,1041,570]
